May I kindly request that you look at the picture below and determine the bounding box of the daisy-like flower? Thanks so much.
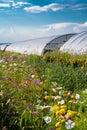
[44,116,52,124]
[65,120,75,129]
[30,74,35,78]
[13,63,17,66]
[52,96,61,100]
[58,100,65,105]
[0,59,4,63]
[75,94,80,100]
[44,91,48,95]
[52,87,58,92]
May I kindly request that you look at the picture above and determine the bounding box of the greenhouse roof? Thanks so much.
[5,33,75,55]
[60,31,87,54]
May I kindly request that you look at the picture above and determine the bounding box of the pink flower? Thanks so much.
[32,111,38,115]
[34,79,40,85]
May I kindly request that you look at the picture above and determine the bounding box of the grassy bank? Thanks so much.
[0,50,87,130]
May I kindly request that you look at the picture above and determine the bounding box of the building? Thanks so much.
[60,31,87,54]
[6,33,75,55]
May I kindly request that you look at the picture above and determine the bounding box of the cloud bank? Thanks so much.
[12,1,28,8]
[0,22,87,42]
[24,3,87,13]
[0,1,87,12]
[0,3,10,7]
[24,3,64,13]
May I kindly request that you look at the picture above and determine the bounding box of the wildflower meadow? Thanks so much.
[0,50,87,130]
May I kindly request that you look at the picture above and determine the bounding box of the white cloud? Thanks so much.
[73,22,87,32]
[0,22,87,43]
[12,1,29,8]
[0,26,41,42]
[1,2,87,11]
[0,3,10,7]
[39,22,87,36]
[1,0,13,2]
[24,3,87,13]
[24,3,64,13]
[70,4,87,10]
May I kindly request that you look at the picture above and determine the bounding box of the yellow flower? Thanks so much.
[40,81,43,85]
[52,105,60,112]
[81,65,84,70]
[56,109,65,118]
[60,109,66,114]
[61,119,66,123]
[66,110,77,117]
[56,128,61,130]
[71,94,75,98]
[55,122,61,127]
[68,100,73,103]
[60,105,67,109]
[56,111,61,117]
[44,96,51,100]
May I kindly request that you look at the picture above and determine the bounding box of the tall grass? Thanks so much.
[0,50,87,130]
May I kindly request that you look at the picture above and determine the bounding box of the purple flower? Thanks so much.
[34,79,40,85]
[28,103,33,108]
[32,111,38,115]
[8,111,15,116]
[7,55,13,61]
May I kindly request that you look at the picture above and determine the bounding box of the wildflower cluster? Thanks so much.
[44,85,80,130]
[0,51,87,130]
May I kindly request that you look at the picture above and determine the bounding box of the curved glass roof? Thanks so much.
[6,36,57,55]
[60,31,87,54]
[6,33,75,55]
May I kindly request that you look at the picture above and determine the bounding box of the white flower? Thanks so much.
[44,116,52,124]
[59,91,63,95]
[65,120,75,129]
[37,100,41,103]
[52,96,61,100]
[0,60,3,63]
[52,82,57,86]
[67,92,71,96]
[2,65,5,67]
[58,100,65,105]
[36,105,51,110]
[44,91,48,95]
[75,94,80,100]
[58,87,62,90]
[52,88,57,92]
[13,63,17,66]
[30,74,35,78]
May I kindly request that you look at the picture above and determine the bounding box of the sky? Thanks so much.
[0,0,87,42]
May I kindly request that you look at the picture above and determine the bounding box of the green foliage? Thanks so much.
[0,50,87,130]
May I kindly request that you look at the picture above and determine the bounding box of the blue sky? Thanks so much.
[0,0,87,42]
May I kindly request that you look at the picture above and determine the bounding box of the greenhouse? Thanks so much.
[5,33,75,55]
[60,31,87,54]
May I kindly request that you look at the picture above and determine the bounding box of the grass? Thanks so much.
[0,50,87,130]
